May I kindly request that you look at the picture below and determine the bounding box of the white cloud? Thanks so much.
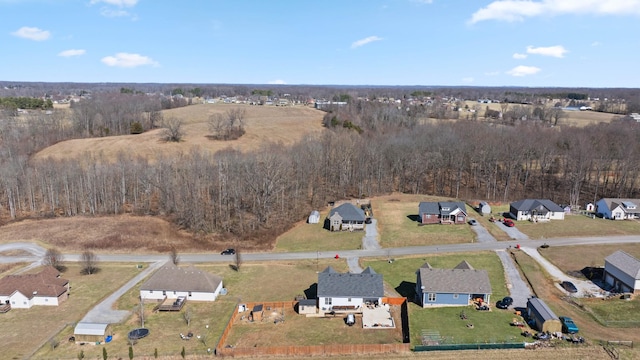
[507,65,541,76]
[526,45,568,58]
[91,0,138,7]
[591,41,602,46]
[513,53,527,59]
[410,0,433,4]
[11,26,50,41]
[351,36,383,49]
[268,79,286,85]
[100,8,130,17]
[484,71,500,76]
[101,53,159,68]
[469,0,640,24]
[58,49,86,57]
[462,77,474,83]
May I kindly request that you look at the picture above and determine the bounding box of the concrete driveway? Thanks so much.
[362,219,381,250]
[520,247,605,298]
[494,221,530,241]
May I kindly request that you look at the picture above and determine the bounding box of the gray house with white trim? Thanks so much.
[317,267,383,312]
[595,198,640,220]
[604,251,640,294]
[328,203,366,231]
[509,199,565,221]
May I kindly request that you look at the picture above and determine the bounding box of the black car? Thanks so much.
[560,281,578,293]
[220,248,236,255]
[496,296,513,309]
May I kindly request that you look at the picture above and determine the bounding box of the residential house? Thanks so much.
[595,198,640,220]
[415,261,492,307]
[140,263,223,302]
[604,250,640,294]
[317,267,383,312]
[509,199,565,221]
[418,201,468,225]
[327,203,366,231]
[526,297,562,333]
[0,266,69,309]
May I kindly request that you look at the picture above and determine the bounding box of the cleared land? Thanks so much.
[2,263,142,360]
[33,103,326,162]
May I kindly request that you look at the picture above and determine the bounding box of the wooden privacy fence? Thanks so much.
[217,343,410,357]
[215,298,410,357]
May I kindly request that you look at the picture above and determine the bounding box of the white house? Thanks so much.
[604,251,640,294]
[0,266,69,309]
[317,267,383,312]
[509,199,565,221]
[140,263,223,302]
[595,198,640,220]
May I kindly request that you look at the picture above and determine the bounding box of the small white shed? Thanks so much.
[308,210,320,224]
[478,202,491,215]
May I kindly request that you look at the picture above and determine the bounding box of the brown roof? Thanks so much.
[140,263,223,293]
[0,266,69,298]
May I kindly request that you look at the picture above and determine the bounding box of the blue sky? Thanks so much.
[2,0,640,87]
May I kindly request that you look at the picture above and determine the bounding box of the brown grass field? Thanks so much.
[34,103,326,162]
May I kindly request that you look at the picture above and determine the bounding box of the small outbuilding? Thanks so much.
[73,322,110,344]
[604,250,640,294]
[478,202,491,215]
[297,299,317,315]
[251,304,264,321]
[308,210,320,224]
[526,297,562,333]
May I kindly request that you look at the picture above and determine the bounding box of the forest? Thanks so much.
[1,87,640,246]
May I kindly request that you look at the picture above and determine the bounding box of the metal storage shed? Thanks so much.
[526,297,562,333]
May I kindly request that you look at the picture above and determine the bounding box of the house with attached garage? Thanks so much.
[0,266,69,309]
[415,261,492,307]
[603,250,640,294]
[418,201,468,225]
[509,199,565,221]
[140,263,223,303]
[595,198,640,220]
[327,202,366,231]
[317,266,383,312]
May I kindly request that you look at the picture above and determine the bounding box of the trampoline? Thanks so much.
[128,328,150,341]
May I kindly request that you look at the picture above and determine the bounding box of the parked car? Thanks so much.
[560,281,578,293]
[560,316,579,334]
[345,313,355,326]
[468,219,478,226]
[496,296,514,309]
[502,218,515,227]
[220,248,236,255]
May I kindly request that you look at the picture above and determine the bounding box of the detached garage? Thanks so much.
[74,322,110,344]
[604,250,640,294]
[526,297,561,333]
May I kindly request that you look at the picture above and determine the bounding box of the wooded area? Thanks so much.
[1,89,639,246]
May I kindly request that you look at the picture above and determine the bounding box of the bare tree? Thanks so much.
[80,251,98,275]
[42,248,64,271]
[183,306,192,326]
[207,109,246,140]
[169,246,180,265]
[161,117,183,142]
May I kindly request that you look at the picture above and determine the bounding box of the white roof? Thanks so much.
[74,322,109,336]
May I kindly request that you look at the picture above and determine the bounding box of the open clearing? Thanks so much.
[33,103,326,162]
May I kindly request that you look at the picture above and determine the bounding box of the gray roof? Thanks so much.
[417,266,492,294]
[298,299,316,306]
[317,266,383,298]
[329,203,366,221]
[527,297,558,321]
[141,263,222,293]
[605,250,640,279]
[454,260,474,270]
[599,198,640,213]
[418,201,467,216]
[510,199,563,213]
[74,322,109,336]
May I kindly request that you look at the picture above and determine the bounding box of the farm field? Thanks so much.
[33,103,326,163]
[1,263,142,360]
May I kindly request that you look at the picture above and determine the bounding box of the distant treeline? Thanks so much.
[0,97,53,111]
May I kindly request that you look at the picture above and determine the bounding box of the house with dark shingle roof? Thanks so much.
[418,201,468,225]
[327,203,366,231]
[415,261,492,307]
[317,266,383,312]
[140,263,223,302]
[0,266,69,309]
[595,198,640,220]
[604,250,640,293]
[509,199,565,221]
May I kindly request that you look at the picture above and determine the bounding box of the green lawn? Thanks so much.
[362,252,521,345]
[513,214,640,239]
[274,208,364,252]
[371,195,476,248]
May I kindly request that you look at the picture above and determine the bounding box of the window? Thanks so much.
[162,291,166,296]
[45,298,48,302]
[188,292,192,297]
[348,298,351,302]
[324,298,332,305]
[428,293,436,302]
[453,294,459,299]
